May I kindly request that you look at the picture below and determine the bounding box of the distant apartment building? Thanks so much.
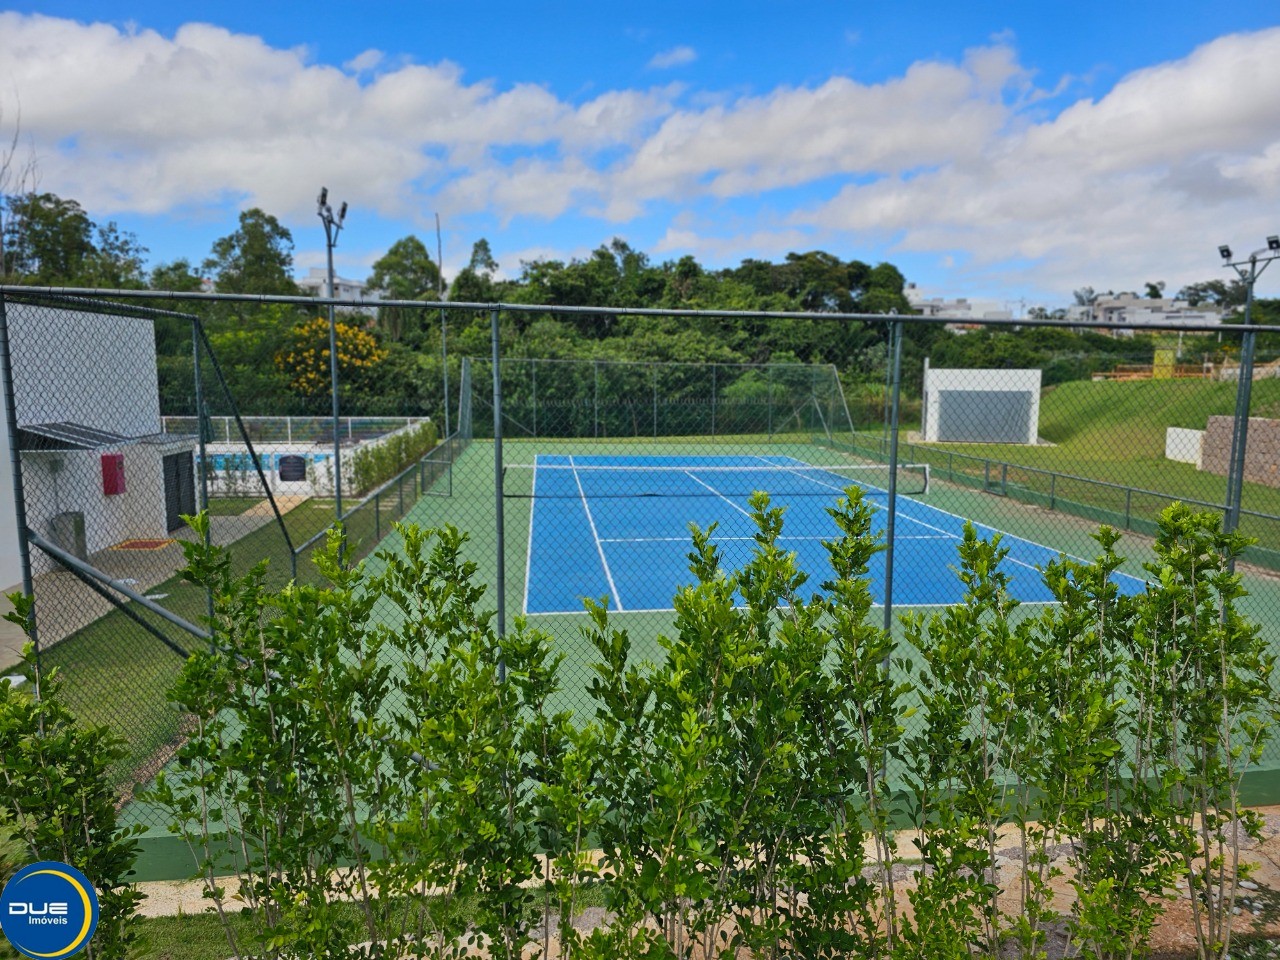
[296,268,384,309]
[1089,292,1223,333]
[905,285,1013,333]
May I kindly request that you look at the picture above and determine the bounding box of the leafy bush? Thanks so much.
[350,419,439,493]
[0,597,144,960]
[144,501,1276,959]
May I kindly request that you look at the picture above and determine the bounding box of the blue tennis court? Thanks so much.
[521,454,1148,614]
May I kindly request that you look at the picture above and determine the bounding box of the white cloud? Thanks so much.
[792,27,1280,294]
[647,45,697,69]
[343,48,384,74]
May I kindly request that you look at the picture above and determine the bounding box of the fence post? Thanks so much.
[711,364,717,437]
[883,319,904,634]
[492,308,507,677]
[767,365,774,439]
[375,491,381,542]
[532,359,538,438]
[1124,488,1133,530]
[652,363,658,437]
[192,320,215,631]
[1049,472,1056,511]
[593,359,600,439]
[0,295,41,662]
[441,305,451,442]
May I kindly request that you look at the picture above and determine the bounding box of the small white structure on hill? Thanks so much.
[921,362,1041,444]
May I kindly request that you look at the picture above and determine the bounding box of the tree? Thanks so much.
[365,236,442,341]
[275,315,388,406]
[0,192,146,287]
[203,208,298,295]
[451,238,500,304]
[469,237,497,275]
[1177,278,1248,309]
[1144,280,1166,299]
[1073,286,1098,306]
[2,192,94,281]
[150,258,205,293]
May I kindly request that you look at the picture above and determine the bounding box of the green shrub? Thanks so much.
[350,419,439,494]
[145,501,1276,960]
[0,598,144,960]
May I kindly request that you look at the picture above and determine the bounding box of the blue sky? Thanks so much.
[2,2,1280,305]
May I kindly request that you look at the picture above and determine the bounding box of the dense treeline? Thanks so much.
[2,191,1270,426]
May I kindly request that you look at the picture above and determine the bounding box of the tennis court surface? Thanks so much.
[519,453,1150,614]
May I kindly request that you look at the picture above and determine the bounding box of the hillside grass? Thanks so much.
[881,377,1280,556]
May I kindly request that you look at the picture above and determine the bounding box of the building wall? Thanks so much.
[922,367,1041,444]
[9,306,161,436]
[1201,416,1280,488]
[20,441,189,574]
[0,380,21,593]
[5,304,178,574]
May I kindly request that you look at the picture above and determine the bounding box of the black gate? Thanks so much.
[163,451,196,531]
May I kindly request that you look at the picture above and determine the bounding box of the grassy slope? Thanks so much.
[886,377,1280,552]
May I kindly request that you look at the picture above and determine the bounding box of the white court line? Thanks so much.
[521,454,538,616]
[683,470,754,517]
[771,453,1149,587]
[570,455,625,612]
[524,599,1067,616]
[598,534,950,543]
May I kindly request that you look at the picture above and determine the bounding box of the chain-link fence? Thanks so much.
[3,287,1279,876]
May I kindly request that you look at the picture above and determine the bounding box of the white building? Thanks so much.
[0,305,196,585]
[905,285,1014,333]
[296,267,384,309]
[1090,293,1223,332]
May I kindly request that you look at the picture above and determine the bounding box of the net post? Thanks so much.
[491,307,507,676]
[883,318,904,635]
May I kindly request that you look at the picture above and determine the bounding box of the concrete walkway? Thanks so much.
[0,496,311,669]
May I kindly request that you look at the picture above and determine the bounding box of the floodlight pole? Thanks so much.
[317,188,347,528]
[1221,239,1279,550]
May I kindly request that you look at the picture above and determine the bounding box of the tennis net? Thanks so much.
[503,460,929,500]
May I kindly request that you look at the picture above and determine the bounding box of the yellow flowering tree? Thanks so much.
[275,316,388,402]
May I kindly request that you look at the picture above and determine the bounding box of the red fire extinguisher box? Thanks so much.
[101,453,125,495]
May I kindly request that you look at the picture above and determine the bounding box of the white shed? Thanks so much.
[0,303,195,581]
[922,362,1041,444]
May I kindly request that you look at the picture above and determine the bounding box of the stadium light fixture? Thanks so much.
[317,186,350,533]
[1218,233,1280,550]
